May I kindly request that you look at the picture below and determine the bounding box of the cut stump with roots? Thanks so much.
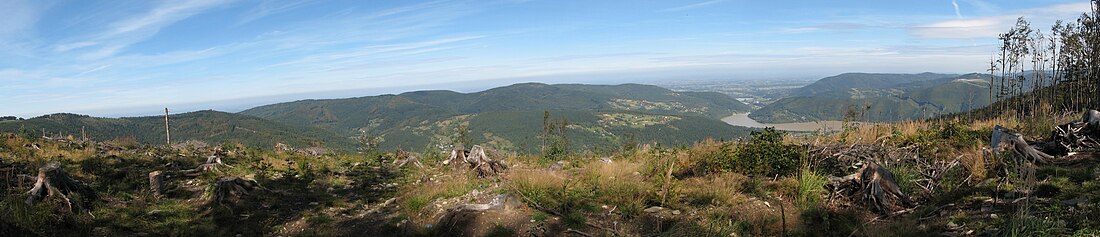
[24,162,96,211]
[149,155,232,198]
[445,144,507,177]
[211,176,260,205]
[830,162,913,214]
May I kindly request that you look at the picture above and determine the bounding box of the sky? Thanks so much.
[0,0,1093,118]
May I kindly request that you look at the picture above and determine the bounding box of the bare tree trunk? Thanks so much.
[165,108,171,145]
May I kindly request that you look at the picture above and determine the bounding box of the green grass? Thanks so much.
[797,168,828,210]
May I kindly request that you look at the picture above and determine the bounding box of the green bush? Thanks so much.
[735,128,802,177]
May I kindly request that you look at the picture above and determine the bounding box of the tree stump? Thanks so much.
[445,144,507,177]
[149,155,232,197]
[830,162,912,213]
[24,162,96,211]
[211,177,259,205]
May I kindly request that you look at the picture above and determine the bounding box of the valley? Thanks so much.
[3,1,1100,236]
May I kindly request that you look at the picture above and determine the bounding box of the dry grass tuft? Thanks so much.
[678,173,747,207]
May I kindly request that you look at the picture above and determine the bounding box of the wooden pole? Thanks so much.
[165,108,171,145]
[81,126,86,142]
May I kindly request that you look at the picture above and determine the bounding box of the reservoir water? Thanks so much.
[721,113,847,132]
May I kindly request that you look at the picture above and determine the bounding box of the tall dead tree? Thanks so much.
[165,108,171,145]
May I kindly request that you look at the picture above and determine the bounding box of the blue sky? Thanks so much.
[0,0,1092,117]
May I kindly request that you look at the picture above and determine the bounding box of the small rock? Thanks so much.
[946,221,960,230]
[1062,196,1089,207]
[549,161,570,171]
[672,210,681,215]
[644,206,665,213]
[990,214,998,219]
[600,157,613,163]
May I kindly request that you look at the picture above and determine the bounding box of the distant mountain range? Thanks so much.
[0,83,754,153]
[751,73,995,123]
[241,83,754,152]
[0,111,355,150]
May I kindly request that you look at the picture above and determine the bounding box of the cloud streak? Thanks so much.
[60,0,237,58]
[912,2,1091,39]
[952,0,962,18]
[658,0,725,13]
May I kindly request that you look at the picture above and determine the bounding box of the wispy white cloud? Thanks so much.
[0,0,43,40]
[75,64,111,77]
[912,2,1090,39]
[60,0,237,59]
[952,0,962,18]
[235,0,314,26]
[658,0,725,13]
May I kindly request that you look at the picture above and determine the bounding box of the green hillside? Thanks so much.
[241,83,753,152]
[0,110,355,151]
[796,72,957,96]
[752,73,992,123]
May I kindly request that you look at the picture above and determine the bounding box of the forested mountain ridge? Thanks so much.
[750,73,994,123]
[241,83,754,152]
[795,72,958,96]
[0,110,355,151]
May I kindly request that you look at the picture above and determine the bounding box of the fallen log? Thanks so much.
[24,162,96,211]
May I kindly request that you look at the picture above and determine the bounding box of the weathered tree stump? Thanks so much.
[24,162,96,211]
[992,125,1056,163]
[392,149,423,168]
[1083,109,1099,128]
[830,162,912,213]
[149,155,232,197]
[467,146,507,177]
[211,177,259,205]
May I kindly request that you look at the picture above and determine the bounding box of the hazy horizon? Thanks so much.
[2,0,1091,118]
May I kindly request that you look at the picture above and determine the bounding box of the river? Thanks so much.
[721,113,847,132]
